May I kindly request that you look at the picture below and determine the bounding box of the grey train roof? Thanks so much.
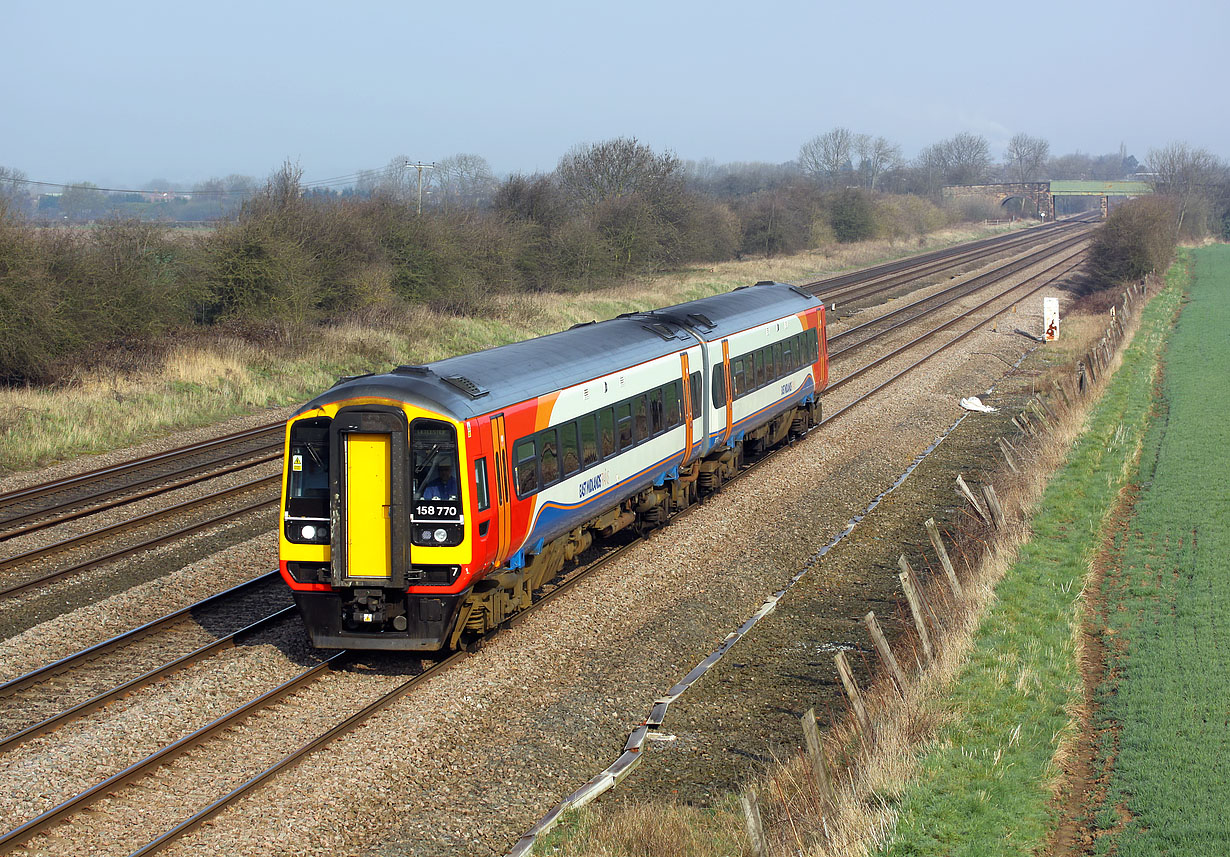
[297,282,820,421]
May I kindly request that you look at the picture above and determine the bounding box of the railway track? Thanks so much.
[0,228,1094,856]
[0,423,282,541]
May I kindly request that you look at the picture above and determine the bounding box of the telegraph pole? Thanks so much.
[405,161,434,215]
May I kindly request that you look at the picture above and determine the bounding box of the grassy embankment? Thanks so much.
[0,221,1017,474]
[869,256,1188,855]
[1079,245,1230,855]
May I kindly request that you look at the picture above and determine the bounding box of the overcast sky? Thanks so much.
[3,0,1225,189]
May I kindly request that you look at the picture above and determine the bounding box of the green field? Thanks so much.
[873,257,1186,856]
[1085,245,1230,854]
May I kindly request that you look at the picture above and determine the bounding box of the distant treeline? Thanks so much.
[0,136,1222,385]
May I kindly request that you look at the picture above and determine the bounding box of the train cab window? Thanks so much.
[413,419,461,504]
[514,438,538,496]
[664,382,681,428]
[690,372,702,416]
[633,395,648,442]
[474,457,490,512]
[648,388,664,436]
[712,370,726,410]
[579,414,599,466]
[540,428,559,485]
[287,419,329,521]
[599,408,615,457]
[755,350,766,388]
[560,422,580,477]
[617,402,634,451]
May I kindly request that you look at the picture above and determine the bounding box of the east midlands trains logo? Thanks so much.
[579,470,610,500]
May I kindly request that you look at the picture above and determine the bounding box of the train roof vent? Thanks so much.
[754,280,777,286]
[569,320,598,330]
[442,374,489,399]
[685,312,715,331]
[790,285,816,299]
[641,321,679,341]
[393,364,432,376]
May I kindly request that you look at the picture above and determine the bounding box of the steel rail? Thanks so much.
[825,252,1085,396]
[799,218,1073,294]
[0,449,281,541]
[0,652,349,855]
[0,493,277,601]
[0,422,282,508]
[822,257,1086,424]
[0,473,278,570]
[827,238,1088,359]
[0,607,296,752]
[806,223,1090,308]
[0,571,279,698]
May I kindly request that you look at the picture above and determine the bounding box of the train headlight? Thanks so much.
[433,528,448,543]
[301,525,317,541]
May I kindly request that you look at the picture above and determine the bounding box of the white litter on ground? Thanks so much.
[960,396,997,413]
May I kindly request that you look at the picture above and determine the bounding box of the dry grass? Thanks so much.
[536,799,747,857]
[0,222,1020,475]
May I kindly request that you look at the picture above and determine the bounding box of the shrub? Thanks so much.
[1090,196,1179,286]
[829,188,877,242]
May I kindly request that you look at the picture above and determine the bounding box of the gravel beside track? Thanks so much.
[0,241,1087,856]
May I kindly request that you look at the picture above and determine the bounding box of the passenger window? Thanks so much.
[633,395,648,442]
[579,414,599,466]
[712,369,726,409]
[560,422,580,476]
[514,438,538,497]
[617,402,634,450]
[540,429,558,485]
[664,382,681,428]
[690,372,702,416]
[773,343,783,379]
[600,407,615,457]
[733,357,746,397]
[755,350,765,388]
[649,388,664,436]
[809,329,818,362]
[475,457,490,512]
[783,339,794,373]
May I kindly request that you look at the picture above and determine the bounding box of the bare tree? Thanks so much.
[938,133,991,185]
[0,166,31,216]
[430,153,497,212]
[1147,141,1227,233]
[556,137,682,207]
[1005,133,1050,184]
[799,128,854,185]
[855,135,902,190]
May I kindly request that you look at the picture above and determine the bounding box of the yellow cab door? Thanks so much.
[344,432,393,579]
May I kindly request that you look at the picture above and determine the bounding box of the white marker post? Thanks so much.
[1044,297,1060,342]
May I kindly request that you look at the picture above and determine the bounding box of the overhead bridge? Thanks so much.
[943,180,1152,219]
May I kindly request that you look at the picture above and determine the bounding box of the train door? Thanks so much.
[720,339,733,446]
[329,406,409,588]
[488,413,513,567]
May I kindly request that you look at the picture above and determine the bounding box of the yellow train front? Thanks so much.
[279,281,829,650]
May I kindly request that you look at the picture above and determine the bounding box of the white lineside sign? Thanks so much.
[1044,297,1060,342]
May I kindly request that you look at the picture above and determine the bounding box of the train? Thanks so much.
[278,281,829,650]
